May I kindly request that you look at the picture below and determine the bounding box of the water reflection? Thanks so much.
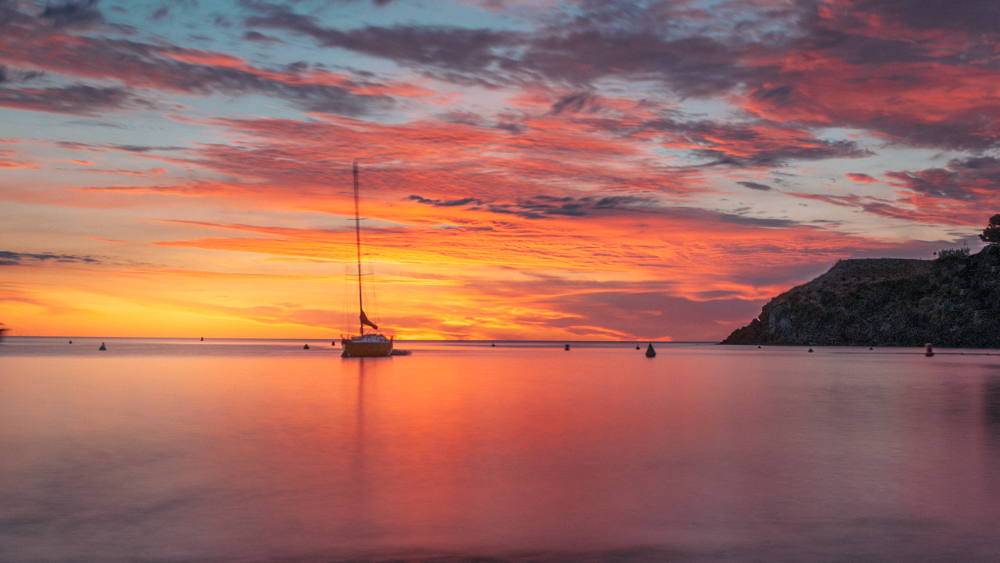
[345,358,370,544]
[982,375,1000,461]
[983,375,1000,429]
[2,345,1000,562]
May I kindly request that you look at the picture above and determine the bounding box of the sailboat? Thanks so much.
[341,161,394,358]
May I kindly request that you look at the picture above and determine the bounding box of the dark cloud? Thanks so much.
[716,213,797,228]
[853,0,1000,34]
[408,195,484,207]
[486,194,659,219]
[550,91,594,115]
[0,65,44,85]
[532,33,752,97]
[948,156,1000,170]
[792,25,932,67]
[875,115,1000,152]
[699,140,870,168]
[493,197,588,218]
[244,30,281,43]
[113,144,188,152]
[39,0,104,28]
[0,84,147,116]
[737,181,772,191]
[0,251,100,266]
[754,85,793,105]
[641,118,871,167]
[408,193,660,219]
[887,157,1000,201]
[243,6,751,95]
[245,17,518,82]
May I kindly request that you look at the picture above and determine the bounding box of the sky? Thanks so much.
[1,0,998,341]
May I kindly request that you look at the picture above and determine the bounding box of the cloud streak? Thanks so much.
[0,250,100,266]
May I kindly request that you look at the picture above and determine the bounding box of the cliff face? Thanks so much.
[721,245,1000,347]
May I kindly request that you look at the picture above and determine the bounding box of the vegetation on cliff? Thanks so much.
[721,245,1000,347]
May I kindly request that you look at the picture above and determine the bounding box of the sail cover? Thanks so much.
[360,309,379,330]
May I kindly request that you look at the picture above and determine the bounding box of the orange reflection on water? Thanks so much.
[3,344,1000,561]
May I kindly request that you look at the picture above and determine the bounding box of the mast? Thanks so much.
[353,160,363,336]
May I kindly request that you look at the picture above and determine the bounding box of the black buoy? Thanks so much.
[200,336,204,341]
[925,343,934,357]
[491,342,495,347]
[645,343,656,357]
[565,344,570,351]
[636,344,640,350]
[98,342,106,351]
[757,345,761,349]
[332,340,337,346]
[303,344,310,350]
[869,346,873,350]
[69,340,72,344]
[808,347,814,353]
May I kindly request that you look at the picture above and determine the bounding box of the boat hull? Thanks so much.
[341,338,393,358]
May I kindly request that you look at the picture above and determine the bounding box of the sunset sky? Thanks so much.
[1,0,998,340]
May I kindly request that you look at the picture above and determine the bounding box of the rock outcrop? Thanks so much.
[721,245,1000,347]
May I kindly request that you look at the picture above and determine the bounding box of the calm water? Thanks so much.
[2,337,1000,562]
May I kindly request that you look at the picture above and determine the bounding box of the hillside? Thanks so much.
[721,246,1000,347]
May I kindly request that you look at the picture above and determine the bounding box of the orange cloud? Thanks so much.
[845,173,879,183]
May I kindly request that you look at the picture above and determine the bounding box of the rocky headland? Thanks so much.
[721,245,1000,347]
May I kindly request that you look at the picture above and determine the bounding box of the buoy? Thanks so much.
[635,344,640,350]
[303,344,310,350]
[757,345,761,349]
[200,337,204,341]
[808,347,814,353]
[69,340,72,344]
[925,343,934,357]
[565,344,570,351]
[332,341,337,346]
[99,342,106,351]
[869,346,873,350]
[645,343,656,357]
[491,342,495,347]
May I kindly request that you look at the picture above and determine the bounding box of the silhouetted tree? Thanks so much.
[937,247,969,263]
[981,214,1000,245]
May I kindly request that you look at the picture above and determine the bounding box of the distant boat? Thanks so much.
[341,161,393,358]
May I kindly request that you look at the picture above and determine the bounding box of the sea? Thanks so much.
[2,337,1000,563]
